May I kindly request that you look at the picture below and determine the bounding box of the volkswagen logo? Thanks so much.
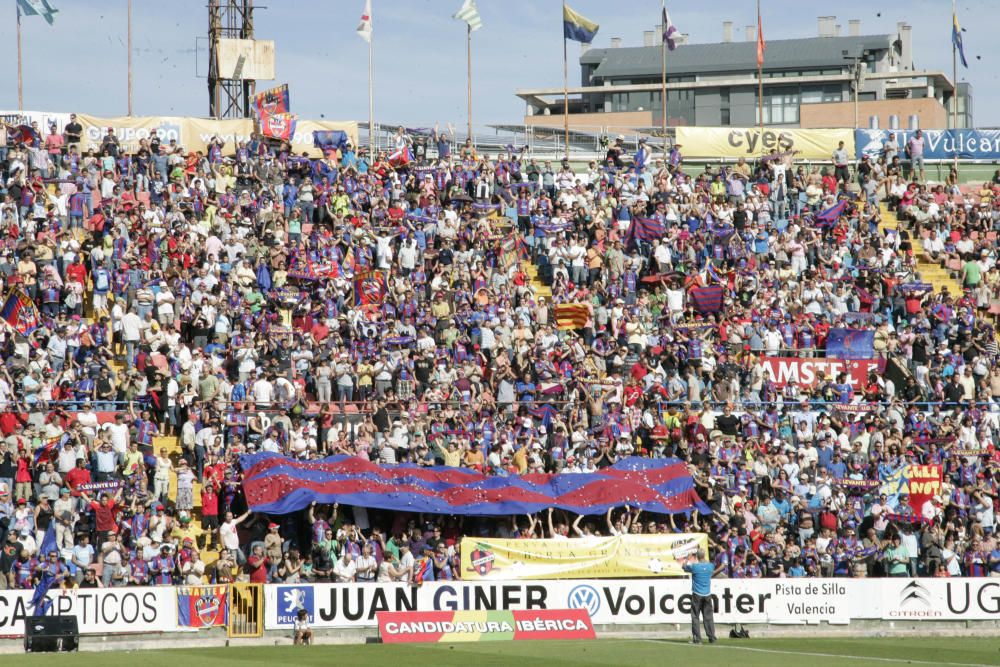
[567,584,601,617]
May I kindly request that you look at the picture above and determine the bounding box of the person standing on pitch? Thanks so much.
[682,549,717,644]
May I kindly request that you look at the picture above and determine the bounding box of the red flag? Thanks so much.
[756,7,766,68]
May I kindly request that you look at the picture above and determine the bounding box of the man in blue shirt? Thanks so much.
[681,550,717,644]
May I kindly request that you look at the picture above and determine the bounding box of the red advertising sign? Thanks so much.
[377,609,596,644]
[761,357,883,389]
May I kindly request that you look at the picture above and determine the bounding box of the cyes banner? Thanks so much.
[460,534,708,580]
[675,127,855,160]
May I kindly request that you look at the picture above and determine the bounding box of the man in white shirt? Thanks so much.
[102,414,131,456]
[120,307,143,367]
[76,404,99,442]
[333,552,357,582]
[355,544,377,582]
[396,544,414,583]
[252,375,275,407]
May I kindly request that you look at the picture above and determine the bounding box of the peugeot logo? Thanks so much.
[567,584,601,617]
[282,587,307,613]
[900,580,931,607]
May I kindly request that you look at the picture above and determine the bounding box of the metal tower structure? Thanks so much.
[207,0,256,118]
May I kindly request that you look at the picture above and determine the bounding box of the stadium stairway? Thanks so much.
[879,204,963,298]
[524,263,552,300]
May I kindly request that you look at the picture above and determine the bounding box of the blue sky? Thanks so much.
[1,0,995,127]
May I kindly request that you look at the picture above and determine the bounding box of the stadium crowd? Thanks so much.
[0,119,999,592]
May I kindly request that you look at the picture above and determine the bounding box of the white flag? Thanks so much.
[453,0,482,32]
[357,0,372,43]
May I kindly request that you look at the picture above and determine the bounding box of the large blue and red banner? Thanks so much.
[0,288,40,335]
[177,585,228,628]
[239,454,710,516]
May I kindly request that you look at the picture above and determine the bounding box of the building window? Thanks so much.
[757,89,800,124]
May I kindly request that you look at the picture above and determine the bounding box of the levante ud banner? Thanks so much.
[460,534,708,580]
[856,128,1000,160]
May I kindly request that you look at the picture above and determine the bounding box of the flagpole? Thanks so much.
[562,6,569,162]
[952,0,958,170]
[128,0,134,116]
[756,0,764,154]
[16,2,23,112]
[660,0,667,159]
[368,4,374,156]
[467,23,473,144]
[952,0,958,132]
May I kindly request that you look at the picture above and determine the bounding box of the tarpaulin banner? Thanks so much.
[239,454,711,516]
[674,127,854,160]
[761,357,883,389]
[460,534,707,580]
[855,128,1000,160]
[176,585,228,628]
[74,113,358,158]
[377,609,595,643]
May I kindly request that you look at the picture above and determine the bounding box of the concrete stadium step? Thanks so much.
[154,434,182,456]
[878,201,964,309]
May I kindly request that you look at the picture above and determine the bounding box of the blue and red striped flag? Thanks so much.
[815,200,848,225]
[625,217,665,247]
[689,285,724,313]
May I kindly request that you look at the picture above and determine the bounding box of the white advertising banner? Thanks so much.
[263,578,856,630]
[876,578,1000,621]
[0,586,177,637]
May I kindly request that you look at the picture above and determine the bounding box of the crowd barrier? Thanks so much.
[1,578,996,638]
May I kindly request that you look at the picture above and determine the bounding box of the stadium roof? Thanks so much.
[582,34,894,78]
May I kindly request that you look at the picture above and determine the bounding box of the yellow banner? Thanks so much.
[460,534,708,580]
[674,126,854,160]
[75,114,358,158]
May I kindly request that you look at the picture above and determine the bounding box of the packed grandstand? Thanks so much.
[0,115,998,627]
